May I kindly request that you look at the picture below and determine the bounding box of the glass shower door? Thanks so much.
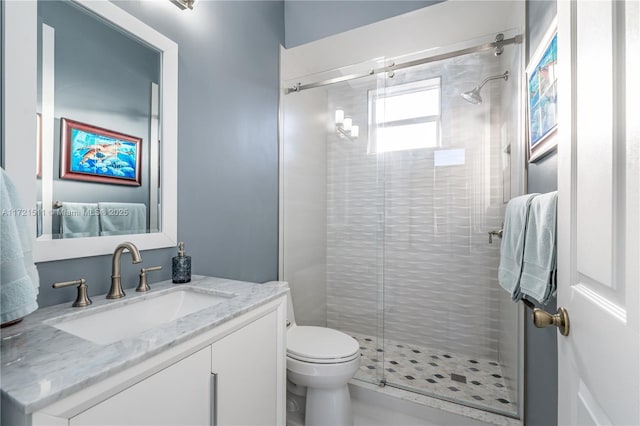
[375,46,521,417]
[281,58,391,389]
[323,61,389,388]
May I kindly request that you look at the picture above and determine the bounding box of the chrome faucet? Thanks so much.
[107,242,142,299]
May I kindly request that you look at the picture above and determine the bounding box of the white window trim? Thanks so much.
[367,77,442,154]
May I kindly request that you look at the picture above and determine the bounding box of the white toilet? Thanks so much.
[269,282,361,426]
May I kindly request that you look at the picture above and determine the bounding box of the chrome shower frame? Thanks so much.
[285,33,522,95]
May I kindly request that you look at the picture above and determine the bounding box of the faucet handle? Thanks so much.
[136,266,163,292]
[52,279,92,307]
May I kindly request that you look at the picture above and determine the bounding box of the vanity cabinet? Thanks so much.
[211,310,278,425]
[69,347,212,426]
[28,297,286,426]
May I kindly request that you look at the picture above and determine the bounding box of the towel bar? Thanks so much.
[521,298,570,336]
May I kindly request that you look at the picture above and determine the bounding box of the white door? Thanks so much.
[557,0,640,425]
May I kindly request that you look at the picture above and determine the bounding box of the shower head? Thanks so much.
[461,87,483,104]
[461,70,509,104]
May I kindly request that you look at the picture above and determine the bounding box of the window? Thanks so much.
[368,77,441,154]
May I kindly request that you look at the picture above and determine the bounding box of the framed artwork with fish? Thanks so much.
[526,19,558,162]
[60,118,142,186]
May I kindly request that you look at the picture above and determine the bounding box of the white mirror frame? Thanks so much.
[3,0,177,262]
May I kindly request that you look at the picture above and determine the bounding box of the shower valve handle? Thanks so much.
[488,228,503,244]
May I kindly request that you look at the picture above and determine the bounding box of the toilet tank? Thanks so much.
[264,281,296,327]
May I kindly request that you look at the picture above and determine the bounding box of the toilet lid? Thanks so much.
[287,326,360,363]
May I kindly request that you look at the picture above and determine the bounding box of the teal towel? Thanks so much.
[1,168,40,324]
[98,202,146,236]
[498,193,539,301]
[60,202,100,238]
[520,191,558,305]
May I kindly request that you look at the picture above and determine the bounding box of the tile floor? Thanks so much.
[349,331,518,416]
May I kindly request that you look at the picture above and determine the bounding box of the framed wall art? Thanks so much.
[527,19,558,162]
[60,118,142,186]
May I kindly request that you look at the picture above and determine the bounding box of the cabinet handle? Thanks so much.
[211,373,218,426]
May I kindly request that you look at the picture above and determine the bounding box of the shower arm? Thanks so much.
[476,71,509,90]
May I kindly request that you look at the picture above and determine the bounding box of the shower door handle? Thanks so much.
[488,228,503,244]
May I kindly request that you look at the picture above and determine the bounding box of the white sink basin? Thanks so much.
[48,288,233,345]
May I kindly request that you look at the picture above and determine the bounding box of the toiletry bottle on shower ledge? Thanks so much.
[172,242,191,283]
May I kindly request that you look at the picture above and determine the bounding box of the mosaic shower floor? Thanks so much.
[349,331,518,415]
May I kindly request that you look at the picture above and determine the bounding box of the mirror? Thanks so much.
[37,0,161,240]
[3,0,177,261]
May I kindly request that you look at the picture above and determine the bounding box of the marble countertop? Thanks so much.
[0,276,287,415]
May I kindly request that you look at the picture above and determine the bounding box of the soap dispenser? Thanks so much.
[172,242,191,283]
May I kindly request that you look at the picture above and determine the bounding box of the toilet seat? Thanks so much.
[287,326,360,364]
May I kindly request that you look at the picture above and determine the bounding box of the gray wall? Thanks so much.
[35,0,283,307]
[284,0,442,48]
[525,1,558,425]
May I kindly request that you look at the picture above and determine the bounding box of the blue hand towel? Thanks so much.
[498,193,539,301]
[60,202,100,238]
[520,191,558,305]
[1,168,40,324]
[98,202,146,236]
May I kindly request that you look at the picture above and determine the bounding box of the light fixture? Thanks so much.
[343,117,352,132]
[170,0,195,10]
[334,109,359,141]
